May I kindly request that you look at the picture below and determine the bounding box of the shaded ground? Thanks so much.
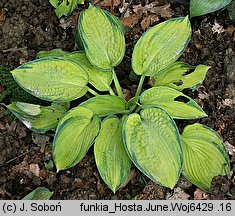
[0,0,235,200]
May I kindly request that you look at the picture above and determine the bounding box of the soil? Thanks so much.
[0,0,235,200]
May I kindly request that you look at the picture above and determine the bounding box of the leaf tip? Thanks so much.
[88,3,95,9]
[181,15,190,23]
[200,64,211,71]
[184,15,191,29]
[202,112,208,118]
[10,69,15,76]
[164,180,177,190]
[111,187,117,194]
[0,103,6,108]
[197,109,208,119]
[55,162,61,173]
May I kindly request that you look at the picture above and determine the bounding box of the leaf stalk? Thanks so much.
[87,87,99,96]
[113,70,124,98]
[135,74,145,98]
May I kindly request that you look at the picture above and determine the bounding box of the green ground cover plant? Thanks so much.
[49,0,85,18]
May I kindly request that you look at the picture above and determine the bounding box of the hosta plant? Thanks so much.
[5,5,230,193]
[190,0,232,17]
[22,187,53,200]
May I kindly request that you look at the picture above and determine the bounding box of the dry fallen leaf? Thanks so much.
[195,43,203,49]
[148,3,174,19]
[97,0,120,7]
[11,161,29,174]
[133,3,174,19]
[59,17,72,30]
[212,21,224,34]
[141,14,159,30]
[223,98,234,107]
[120,170,136,189]
[133,4,148,15]
[166,187,190,200]
[136,181,166,200]
[11,161,42,178]
[225,141,235,156]
[91,0,100,4]
[198,92,209,100]
[121,14,141,28]
[29,163,40,177]
[224,25,235,37]
[137,181,166,200]
[119,0,129,16]
[0,9,6,26]
[194,188,208,200]
[122,1,174,29]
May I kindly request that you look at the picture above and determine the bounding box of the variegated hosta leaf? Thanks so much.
[190,0,232,17]
[181,123,230,192]
[152,62,210,91]
[36,49,68,59]
[53,107,100,171]
[123,106,182,189]
[22,187,53,200]
[16,102,41,116]
[11,58,89,102]
[76,31,85,50]
[103,10,125,33]
[78,5,125,70]
[132,17,191,76]
[140,86,207,119]
[94,116,131,193]
[7,102,69,133]
[36,50,113,92]
[66,52,113,91]
[76,9,125,50]
[80,95,128,117]
[127,97,138,111]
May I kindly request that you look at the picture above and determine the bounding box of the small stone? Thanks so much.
[74,178,89,189]
[60,175,70,184]
[166,187,190,200]
[46,172,57,186]
[177,176,193,189]
[88,192,97,200]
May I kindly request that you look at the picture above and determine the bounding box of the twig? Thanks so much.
[111,0,114,14]
[121,0,134,19]
[0,150,32,168]
[2,47,27,53]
